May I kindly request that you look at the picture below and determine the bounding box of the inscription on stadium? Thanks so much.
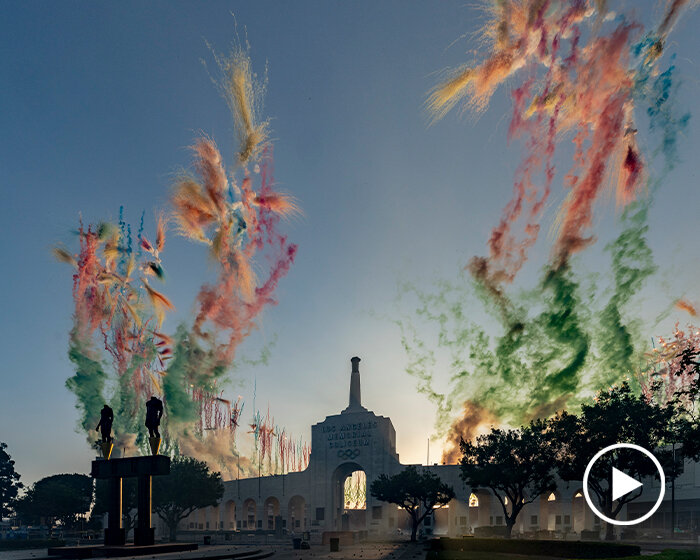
[323,421,378,448]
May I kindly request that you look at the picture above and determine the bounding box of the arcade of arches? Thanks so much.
[166,358,643,539]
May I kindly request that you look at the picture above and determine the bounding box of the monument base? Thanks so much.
[104,527,126,546]
[148,437,161,456]
[134,527,155,546]
[100,442,114,460]
[48,542,198,558]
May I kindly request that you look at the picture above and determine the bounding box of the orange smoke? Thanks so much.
[676,299,698,317]
[441,400,499,464]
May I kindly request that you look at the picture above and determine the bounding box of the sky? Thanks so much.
[1,1,699,487]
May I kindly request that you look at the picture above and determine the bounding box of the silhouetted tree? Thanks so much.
[14,491,40,526]
[459,419,556,537]
[153,456,223,541]
[673,346,700,460]
[551,382,673,540]
[15,474,92,528]
[0,442,23,519]
[370,465,454,541]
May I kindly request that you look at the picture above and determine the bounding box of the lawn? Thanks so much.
[427,550,698,560]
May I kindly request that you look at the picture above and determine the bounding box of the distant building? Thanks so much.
[167,357,700,539]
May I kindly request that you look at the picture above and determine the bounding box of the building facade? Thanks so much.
[169,357,700,540]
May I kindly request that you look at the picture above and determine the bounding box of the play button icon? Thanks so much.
[611,467,643,501]
[583,443,665,526]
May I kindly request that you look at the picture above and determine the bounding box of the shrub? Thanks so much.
[427,537,640,558]
[473,526,510,538]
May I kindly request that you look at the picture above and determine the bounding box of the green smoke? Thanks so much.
[162,325,204,425]
[397,203,658,435]
[593,201,657,390]
[66,331,107,437]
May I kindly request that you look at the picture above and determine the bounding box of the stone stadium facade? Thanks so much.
[160,357,700,540]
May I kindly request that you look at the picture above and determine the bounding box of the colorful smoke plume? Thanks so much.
[401,0,694,461]
[56,44,304,477]
[639,324,700,412]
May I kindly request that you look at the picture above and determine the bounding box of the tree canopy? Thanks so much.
[370,465,454,541]
[15,473,92,528]
[551,382,674,539]
[0,442,23,519]
[460,419,556,537]
[153,455,223,541]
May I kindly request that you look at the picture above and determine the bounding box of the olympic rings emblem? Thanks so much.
[337,449,360,460]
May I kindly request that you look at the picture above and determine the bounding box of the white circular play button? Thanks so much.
[583,443,665,526]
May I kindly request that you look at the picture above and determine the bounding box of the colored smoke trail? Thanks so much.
[56,43,300,475]
[211,44,270,165]
[676,300,698,317]
[639,324,700,411]
[441,401,498,464]
[401,0,694,461]
[400,199,662,462]
[246,407,310,475]
[58,218,173,454]
[429,0,692,289]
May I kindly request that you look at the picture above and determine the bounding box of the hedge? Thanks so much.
[0,539,65,551]
[474,526,509,538]
[428,537,641,558]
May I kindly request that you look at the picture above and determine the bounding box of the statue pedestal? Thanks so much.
[134,527,155,546]
[91,456,170,547]
[100,442,113,460]
[148,437,161,456]
[104,527,126,546]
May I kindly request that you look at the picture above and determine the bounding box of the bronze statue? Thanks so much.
[145,396,163,438]
[95,404,113,443]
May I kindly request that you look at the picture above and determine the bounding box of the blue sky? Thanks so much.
[1,1,699,486]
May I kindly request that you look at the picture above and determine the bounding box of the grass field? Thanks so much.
[428,549,699,560]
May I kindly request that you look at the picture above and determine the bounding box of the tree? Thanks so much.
[370,465,454,542]
[15,474,93,528]
[640,325,700,459]
[551,382,674,540]
[14,491,41,526]
[153,456,223,541]
[459,419,556,538]
[668,341,700,460]
[0,442,23,519]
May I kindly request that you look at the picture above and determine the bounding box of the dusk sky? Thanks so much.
[1,1,699,486]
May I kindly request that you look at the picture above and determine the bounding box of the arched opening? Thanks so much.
[243,498,256,530]
[344,471,367,510]
[571,489,596,534]
[183,510,195,531]
[572,490,584,533]
[451,497,470,536]
[539,491,559,532]
[264,496,280,530]
[469,490,491,529]
[224,500,236,531]
[434,498,462,536]
[208,504,220,530]
[287,495,306,533]
[331,462,366,531]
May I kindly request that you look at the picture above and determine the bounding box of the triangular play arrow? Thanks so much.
[612,467,643,501]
